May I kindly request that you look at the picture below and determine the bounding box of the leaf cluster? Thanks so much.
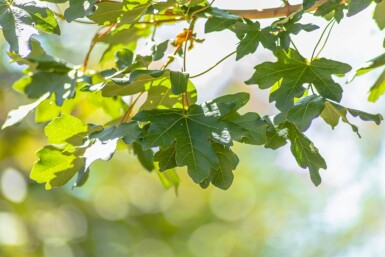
[1,0,384,190]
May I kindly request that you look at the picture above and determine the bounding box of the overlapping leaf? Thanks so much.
[284,122,326,186]
[30,146,85,190]
[204,7,241,33]
[287,95,325,131]
[273,11,319,50]
[0,0,60,57]
[13,71,78,106]
[314,0,346,22]
[321,101,382,137]
[232,20,276,60]
[134,94,247,184]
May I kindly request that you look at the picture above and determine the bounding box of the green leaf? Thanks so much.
[303,0,318,10]
[13,71,77,106]
[205,17,238,33]
[133,93,247,183]
[374,1,385,30]
[263,117,287,150]
[30,146,85,190]
[273,12,319,50]
[0,0,60,57]
[223,112,267,145]
[35,96,76,123]
[7,40,73,73]
[134,106,219,182]
[152,40,169,61]
[88,1,124,25]
[355,52,385,76]
[170,71,189,94]
[284,122,326,186]
[209,143,239,190]
[314,1,346,22]
[81,123,141,173]
[44,114,88,145]
[115,48,134,70]
[368,69,385,102]
[100,70,197,110]
[347,0,372,17]
[157,169,180,193]
[119,1,151,24]
[154,145,177,171]
[133,140,155,171]
[347,109,383,125]
[287,95,326,131]
[234,20,276,60]
[246,48,351,112]
[208,7,240,20]
[320,101,382,137]
[64,0,98,22]
[321,101,359,136]
[2,93,49,129]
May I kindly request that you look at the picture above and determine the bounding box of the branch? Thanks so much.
[226,0,331,19]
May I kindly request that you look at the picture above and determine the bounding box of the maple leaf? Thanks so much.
[246,48,351,112]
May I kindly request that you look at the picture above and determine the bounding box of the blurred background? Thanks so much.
[1,0,385,256]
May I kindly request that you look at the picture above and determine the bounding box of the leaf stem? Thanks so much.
[290,39,300,54]
[190,0,216,18]
[121,92,144,123]
[310,19,334,61]
[190,51,236,78]
[314,20,336,59]
[183,18,197,72]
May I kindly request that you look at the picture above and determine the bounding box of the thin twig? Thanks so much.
[82,23,116,71]
[190,0,216,18]
[121,92,144,123]
[183,18,197,72]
